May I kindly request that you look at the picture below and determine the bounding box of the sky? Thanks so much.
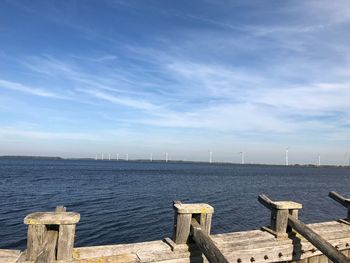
[0,0,350,165]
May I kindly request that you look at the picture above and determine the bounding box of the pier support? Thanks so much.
[24,206,80,262]
[258,194,302,238]
[172,201,214,244]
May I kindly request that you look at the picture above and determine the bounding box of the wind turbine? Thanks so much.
[108,154,111,161]
[116,153,119,161]
[150,153,153,162]
[239,152,244,165]
[165,152,169,163]
[285,148,289,166]
[209,151,213,164]
[318,153,321,167]
[101,153,104,161]
[346,148,350,166]
[95,154,97,161]
[126,153,129,161]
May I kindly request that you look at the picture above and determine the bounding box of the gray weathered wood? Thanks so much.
[199,212,213,234]
[271,208,289,236]
[173,201,214,244]
[191,218,229,263]
[259,194,302,238]
[26,225,47,261]
[258,194,302,210]
[54,205,76,261]
[35,230,58,263]
[288,215,350,263]
[308,255,320,263]
[174,213,192,244]
[319,254,330,263]
[24,211,80,225]
[57,224,76,260]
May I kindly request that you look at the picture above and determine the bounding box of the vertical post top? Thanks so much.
[258,194,302,210]
[273,201,302,210]
[24,212,80,225]
[173,203,214,214]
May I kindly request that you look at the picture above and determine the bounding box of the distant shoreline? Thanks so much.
[0,155,348,168]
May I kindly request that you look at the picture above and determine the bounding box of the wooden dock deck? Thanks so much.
[2,192,350,263]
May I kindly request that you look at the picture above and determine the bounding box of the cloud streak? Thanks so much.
[1,0,350,162]
[0,79,62,98]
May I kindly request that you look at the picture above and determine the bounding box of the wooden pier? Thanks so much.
[2,191,350,263]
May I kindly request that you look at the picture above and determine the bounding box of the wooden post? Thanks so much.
[24,207,80,261]
[173,201,214,244]
[329,192,350,220]
[35,230,58,263]
[258,194,302,238]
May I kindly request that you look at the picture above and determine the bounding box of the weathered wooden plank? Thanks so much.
[191,218,229,263]
[72,253,139,263]
[35,230,58,263]
[26,225,47,261]
[200,212,212,234]
[224,243,295,263]
[0,249,22,263]
[271,209,289,235]
[319,255,329,263]
[24,212,80,225]
[137,249,202,263]
[57,224,76,260]
[173,203,214,214]
[295,259,309,263]
[288,216,350,263]
[73,240,174,259]
[174,213,192,244]
[308,255,320,263]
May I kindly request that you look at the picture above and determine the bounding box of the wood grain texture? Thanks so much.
[174,213,192,244]
[35,230,58,263]
[24,212,80,225]
[26,225,47,261]
[57,224,76,260]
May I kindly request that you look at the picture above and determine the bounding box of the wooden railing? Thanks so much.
[258,194,350,263]
[2,191,350,262]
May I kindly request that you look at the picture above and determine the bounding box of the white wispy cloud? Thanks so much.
[0,127,103,141]
[0,79,62,98]
[82,89,161,111]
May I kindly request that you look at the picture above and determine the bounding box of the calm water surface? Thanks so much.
[0,159,349,249]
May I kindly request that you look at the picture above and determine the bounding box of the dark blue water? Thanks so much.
[0,159,349,249]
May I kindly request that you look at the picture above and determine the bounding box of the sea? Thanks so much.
[0,158,349,249]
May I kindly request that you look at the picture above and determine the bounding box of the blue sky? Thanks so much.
[0,0,350,164]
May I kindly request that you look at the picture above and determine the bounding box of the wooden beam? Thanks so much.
[258,194,302,210]
[288,215,350,263]
[329,192,350,208]
[24,212,80,225]
[35,230,58,263]
[191,218,229,263]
